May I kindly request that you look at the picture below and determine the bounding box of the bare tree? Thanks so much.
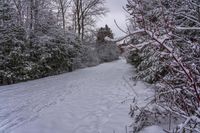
[53,0,71,34]
[73,0,108,40]
[12,0,24,25]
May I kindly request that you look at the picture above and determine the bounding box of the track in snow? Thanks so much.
[0,59,153,133]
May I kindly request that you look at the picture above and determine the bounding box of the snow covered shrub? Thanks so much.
[130,100,181,133]
[126,0,200,132]
[0,30,80,85]
[96,42,120,63]
[73,41,120,69]
[0,2,28,84]
[0,2,81,85]
[0,0,118,85]
[29,36,74,76]
[94,25,120,63]
[127,49,141,67]
[129,43,169,83]
[127,35,169,83]
[72,44,100,69]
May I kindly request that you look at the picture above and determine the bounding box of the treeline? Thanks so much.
[125,0,200,132]
[0,0,119,85]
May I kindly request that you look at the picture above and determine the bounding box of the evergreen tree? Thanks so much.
[0,1,27,84]
[0,3,81,85]
[126,0,200,132]
[96,24,114,42]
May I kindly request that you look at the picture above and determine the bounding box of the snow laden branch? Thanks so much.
[176,26,200,30]
[126,0,200,132]
[105,29,145,43]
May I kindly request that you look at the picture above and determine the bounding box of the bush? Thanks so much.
[96,42,120,63]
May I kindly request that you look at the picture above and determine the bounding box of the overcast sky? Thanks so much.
[97,0,128,38]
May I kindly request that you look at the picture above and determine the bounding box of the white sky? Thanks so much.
[97,0,128,38]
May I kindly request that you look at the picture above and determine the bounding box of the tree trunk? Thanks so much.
[59,0,66,35]
[74,12,77,32]
[81,15,84,41]
[34,0,39,32]
[30,0,34,31]
[2,0,5,26]
[76,0,81,39]
[13,0,23,26]
[80,0,84,41]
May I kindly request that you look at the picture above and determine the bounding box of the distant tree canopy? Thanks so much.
[96,25,114,42]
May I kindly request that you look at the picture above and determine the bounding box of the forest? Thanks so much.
[0,0,119,85]
[0,0,200,133]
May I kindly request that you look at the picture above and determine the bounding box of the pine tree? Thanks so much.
[96,24,113,42]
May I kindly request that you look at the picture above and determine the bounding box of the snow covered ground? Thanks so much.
[0,59,163,133]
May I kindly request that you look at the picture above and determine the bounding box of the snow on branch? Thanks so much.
[126,0,200,131]
[105,29,145,43]
[176,26,200,30]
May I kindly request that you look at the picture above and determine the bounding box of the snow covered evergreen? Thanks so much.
[126,0,200,132]
[0,1,120,85]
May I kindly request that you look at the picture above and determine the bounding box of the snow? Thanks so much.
[105,29,145,43]
[139,126,165,133]
[0,58,159,133]
[128,41,153,51]
[176,26,200,30]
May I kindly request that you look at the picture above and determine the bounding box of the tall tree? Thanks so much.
[73,0,108,41]
[96,24,113,42]
[54,0,71,35]
[12,0,24,25]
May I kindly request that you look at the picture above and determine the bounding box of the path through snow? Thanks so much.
[0,59,157,133]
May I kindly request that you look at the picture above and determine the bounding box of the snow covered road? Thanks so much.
[0,59,153,133]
